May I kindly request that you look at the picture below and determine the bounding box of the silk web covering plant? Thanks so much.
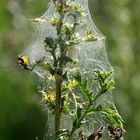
[18,0,124,139]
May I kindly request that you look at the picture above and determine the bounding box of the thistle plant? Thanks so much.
[18,0,124,139]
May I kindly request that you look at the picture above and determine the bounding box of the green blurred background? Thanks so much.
[0,0,140,139]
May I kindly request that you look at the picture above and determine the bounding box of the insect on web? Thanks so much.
[19,0,118,139]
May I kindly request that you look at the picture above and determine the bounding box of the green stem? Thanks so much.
[93,92,104,102]
[55,74,62,132]
[69,92,104,138]
[70,103,91,137]
[54,0,64,135]
[57,0,64,35]
[54,0,81,137]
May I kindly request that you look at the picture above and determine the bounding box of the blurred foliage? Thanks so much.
[0,0,48,140]
[0,0,140,140]
[89,0,140,139]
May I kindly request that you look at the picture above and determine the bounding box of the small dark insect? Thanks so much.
[17,56,30,70]
[87,126,104,140]
[108,125,124,140]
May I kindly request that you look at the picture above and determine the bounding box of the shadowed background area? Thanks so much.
[0,0,140,139]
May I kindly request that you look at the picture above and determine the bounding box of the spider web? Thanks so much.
[19,0,117,139]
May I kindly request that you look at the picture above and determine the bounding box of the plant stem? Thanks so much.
[55,74,62,132]
[54,0,80,136]
[54,0,65,134]
[69,92,104,138]
[70,103,91,137]
[57,0,64,35]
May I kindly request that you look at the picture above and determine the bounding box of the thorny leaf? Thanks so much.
[74,72,90,100]
[59,54,76,64]
[100,108,124,127]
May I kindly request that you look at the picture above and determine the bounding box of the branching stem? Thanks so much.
[70,103,91,137]
[69,92,104,138]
